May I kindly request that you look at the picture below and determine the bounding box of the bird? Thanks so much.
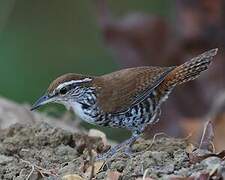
[31,49,218,160]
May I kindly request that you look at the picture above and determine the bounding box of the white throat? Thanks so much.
[68,101,95,124]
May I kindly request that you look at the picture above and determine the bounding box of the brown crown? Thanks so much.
[47,73,92,94]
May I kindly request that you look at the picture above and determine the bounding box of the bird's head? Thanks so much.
[31,73,94,111]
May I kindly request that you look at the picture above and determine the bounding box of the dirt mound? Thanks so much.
[0,122,225,179]
[0,122,102,179]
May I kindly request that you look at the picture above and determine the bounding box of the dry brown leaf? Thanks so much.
[198,172,210,180]
[106,171,122,180]
[84,161,105,178]
[181,114,225,152]
[62,174,84,180]
[180,120,216,152]
[188,150,225,164]
[199,121,215,152]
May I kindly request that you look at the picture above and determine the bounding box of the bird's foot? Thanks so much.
[95,147,117,161]
[95,134,140,161]
[123,146,134,158]
[95,146,135,161]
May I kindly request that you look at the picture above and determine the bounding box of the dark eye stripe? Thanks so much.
[56,81,89,96]
[58,83,76,95]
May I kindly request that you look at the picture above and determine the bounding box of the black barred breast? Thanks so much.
[96,89,169,133]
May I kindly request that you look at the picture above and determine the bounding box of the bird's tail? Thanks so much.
[163,48,218,87]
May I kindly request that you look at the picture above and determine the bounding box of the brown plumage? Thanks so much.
[32,49,218,160]
[94,48,217,113]
[93,66,175,113]
[156,48,217,96]
[46,49,217,114]
[43,48,218,116]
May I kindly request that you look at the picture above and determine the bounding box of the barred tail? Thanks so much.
[164,48,218,87]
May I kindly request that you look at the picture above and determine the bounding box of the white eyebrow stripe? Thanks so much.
[56,78,92,90]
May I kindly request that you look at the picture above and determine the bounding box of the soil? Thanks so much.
[0,122,225,179]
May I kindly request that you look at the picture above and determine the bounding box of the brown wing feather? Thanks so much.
[93,66,175,113]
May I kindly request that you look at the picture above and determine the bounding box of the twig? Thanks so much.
[147,131,192,150]
[20,159,36,180]
[199,121,215,152]
[145,132,172,151]
[88,149,95,180]
[142,168,150,180]
[20,159,59,179]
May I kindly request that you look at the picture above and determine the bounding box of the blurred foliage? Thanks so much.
[0,0,171,103]
[0,0,171,141]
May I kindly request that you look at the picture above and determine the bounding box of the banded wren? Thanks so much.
[31,49,218,159]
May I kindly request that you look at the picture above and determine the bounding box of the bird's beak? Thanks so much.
[31,94,53,111]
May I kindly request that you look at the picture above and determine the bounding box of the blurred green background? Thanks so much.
[0,0,172,140]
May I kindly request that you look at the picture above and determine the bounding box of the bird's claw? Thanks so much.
[95,147,117,161]
[123,146,134,158]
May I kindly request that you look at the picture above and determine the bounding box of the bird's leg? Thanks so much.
[96,133,140,161]
[123,135,140,157]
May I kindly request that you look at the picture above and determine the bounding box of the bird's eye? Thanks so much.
[59,87,68,95]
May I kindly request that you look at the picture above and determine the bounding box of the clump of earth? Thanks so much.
[0,122,225,179]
